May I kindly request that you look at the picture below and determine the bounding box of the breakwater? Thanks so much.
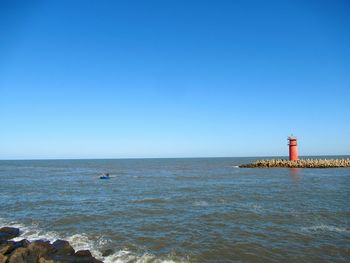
[239,158,350,168]
[0,227,104,263]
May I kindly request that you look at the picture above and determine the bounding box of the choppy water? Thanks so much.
[0,158,349,262]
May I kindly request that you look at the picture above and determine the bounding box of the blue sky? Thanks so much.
[1,0,349,159]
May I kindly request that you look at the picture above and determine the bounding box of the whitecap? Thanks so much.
[193,201,209,207]
[65,234,95,251]
[103,249,187,263]
[1,218,188,262]
[301,224,350,234]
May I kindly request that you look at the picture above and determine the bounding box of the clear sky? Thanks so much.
[1,0,349,159]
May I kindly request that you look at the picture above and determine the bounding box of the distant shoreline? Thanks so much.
[239,158,350,168]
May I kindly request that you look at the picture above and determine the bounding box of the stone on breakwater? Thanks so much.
[52,240,75,256]
[0,227,20,240]
[0,242,15,255]
[1,227,103,263]
[7,240,55,263]
[6,247,30,263]
[0,253,8,263]
[239,158,350,168]
[39,255,103,263]
[0,239,30,254]
[75,250,92,257]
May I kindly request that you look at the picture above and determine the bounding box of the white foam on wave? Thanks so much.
[193,200,209,207]
[103,249,186,263]
[0,218,103,254]
[104,250,153,263]
[0,218,59,242]
[0,217,188,263]
[66,234,99,251]
[301,224,350,234]
[251,204,262,211]
[5,222,59,243]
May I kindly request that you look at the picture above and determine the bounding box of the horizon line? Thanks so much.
[1,154,349,161]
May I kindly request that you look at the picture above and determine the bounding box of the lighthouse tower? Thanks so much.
[288,135,298,161]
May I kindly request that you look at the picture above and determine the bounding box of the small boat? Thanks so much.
[99,173,111,179]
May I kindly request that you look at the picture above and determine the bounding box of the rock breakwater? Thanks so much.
[0,227,103,263]
[239,158,350,168]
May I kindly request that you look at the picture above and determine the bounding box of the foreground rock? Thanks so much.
[0,226,103,263]
[0,254,8,263]
[39,254,103,263]
[239,158,350,168]
[0,228,20,241]
[0,239,30,255]
[52,240,75,256]
[7,240,56,263]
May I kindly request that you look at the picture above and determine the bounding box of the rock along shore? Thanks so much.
[239,158,350,168]
[0,227,103,263]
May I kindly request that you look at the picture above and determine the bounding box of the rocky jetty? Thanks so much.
[239,158,350,168]
[0,227,103,263]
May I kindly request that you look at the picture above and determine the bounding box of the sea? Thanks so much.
[0,157,349,262]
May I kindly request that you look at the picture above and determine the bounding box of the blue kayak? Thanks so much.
[100,176,110,179]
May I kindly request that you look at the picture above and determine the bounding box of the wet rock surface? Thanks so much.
[52,240,75,256]
[0,228,20,241]
[39,254,103,263]
[74,250,92,257]
[0,240,29,255]
[0,227,103,263]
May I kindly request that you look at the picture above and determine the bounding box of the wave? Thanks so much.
[131,197,169,204]
[301,224,350,234]
[103,250,186,263]
[0,217,188,263]
[177,187,199,192]
[192,201,209,207]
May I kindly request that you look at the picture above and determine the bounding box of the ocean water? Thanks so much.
[0,158,349,262]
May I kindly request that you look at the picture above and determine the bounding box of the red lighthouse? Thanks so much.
[288,135,298,161]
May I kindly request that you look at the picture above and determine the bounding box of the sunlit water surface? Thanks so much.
[1,158,349,262]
